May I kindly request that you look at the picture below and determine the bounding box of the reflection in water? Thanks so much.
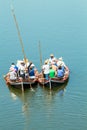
[8,86,37,112]
[10,92,17,100]
[10,91,29,116]
[38,82,69,124]
[8,81,69,111]
[7,81,69,130]
[41,81,69,98]
[8,86,37,130]
[43,82,68,106]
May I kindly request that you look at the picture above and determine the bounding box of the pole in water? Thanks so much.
[30,84,34,91]
[21,82,24,92]
[49,79,51,90]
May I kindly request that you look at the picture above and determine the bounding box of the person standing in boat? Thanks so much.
[42,60,50,80]
[17,61,26,79]
[49,54,57,64]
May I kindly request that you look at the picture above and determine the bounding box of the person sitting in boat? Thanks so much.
[28,62,33,72]
[14,65,18,73]
[28,64,36,79]
[28,62,39,78]
[42,60,50,80]
[9,62,15,67]
[49,54,57,64]
[57,57,66,68]
[9,63,15,71]
[9,68,17,81]
[57,57,66,73]
[9,63,18,75]
[49,66,55,78]
[57,65,65,78]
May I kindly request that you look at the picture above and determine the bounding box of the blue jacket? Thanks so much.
[57,67,64,78]
[29,69,35,76]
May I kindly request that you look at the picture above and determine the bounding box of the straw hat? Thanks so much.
[50,54,54,57]
[44,59,48,64]
[59,57,63,61]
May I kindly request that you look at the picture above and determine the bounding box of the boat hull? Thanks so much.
[38,66,70,87]
[4,75,38,90]
[38,77,69,87]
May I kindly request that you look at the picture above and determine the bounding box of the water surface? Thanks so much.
[0,0,87,130]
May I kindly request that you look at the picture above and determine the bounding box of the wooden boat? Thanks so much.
[38,66,69,88]
[4,60,39,91]
[4,74,38,90]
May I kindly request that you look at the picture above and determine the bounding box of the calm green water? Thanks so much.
[0,0,87,130]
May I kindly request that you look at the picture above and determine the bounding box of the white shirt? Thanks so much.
[42,64,49,74]
[9,71,17,80]
[18,65,25,75]
[49,57,56,63]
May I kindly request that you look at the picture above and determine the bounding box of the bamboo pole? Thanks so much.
[11,5,27,63]
[39,41,42,68]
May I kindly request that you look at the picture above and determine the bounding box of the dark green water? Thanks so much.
[0,0,87,130]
